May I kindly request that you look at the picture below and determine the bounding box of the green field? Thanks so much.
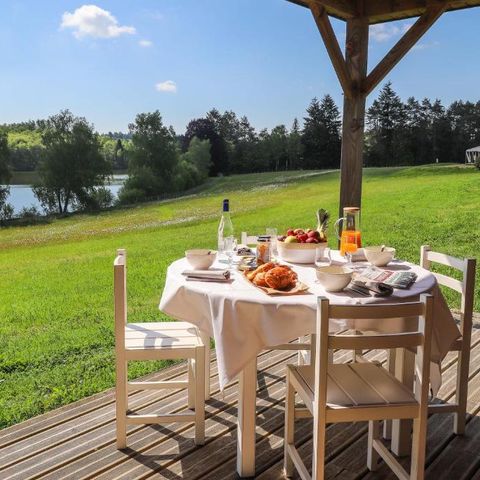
[0,165,479,429]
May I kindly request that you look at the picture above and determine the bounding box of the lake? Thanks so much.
[5,175,127,215]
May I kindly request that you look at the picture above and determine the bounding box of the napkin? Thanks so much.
[182,269,231,282]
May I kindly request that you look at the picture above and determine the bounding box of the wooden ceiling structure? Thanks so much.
[286,0,480,216]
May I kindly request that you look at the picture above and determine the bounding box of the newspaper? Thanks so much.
[347,266,417,297]
[358,266,417,289]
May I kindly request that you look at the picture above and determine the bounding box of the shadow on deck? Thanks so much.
[1,330,480,479]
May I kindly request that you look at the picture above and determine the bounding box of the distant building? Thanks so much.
[465,146,480,164]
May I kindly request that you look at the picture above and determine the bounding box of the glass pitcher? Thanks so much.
[334,207,362,257]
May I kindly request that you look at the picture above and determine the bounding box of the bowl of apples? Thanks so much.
[277,210,329,264]
[277,229,327,264]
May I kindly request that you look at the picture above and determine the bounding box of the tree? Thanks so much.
[33,110,110,214]
[366,82,408,166]
[183,137,212,182]
[286,118,303,170]
[174,137,212,190]
[184,117,228,176]
[119,111,179,203]
[302,95,341,169]
[0,130,13,221]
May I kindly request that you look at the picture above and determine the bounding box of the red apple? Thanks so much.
[299,233,309,242]
[307,230,320,239]
[286,229,295,236]
[305,237,317,244]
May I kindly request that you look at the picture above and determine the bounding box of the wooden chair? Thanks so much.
[241,232,313,363]
[284,295,434,480]
[420,245,476,434]
[114,249,206,449]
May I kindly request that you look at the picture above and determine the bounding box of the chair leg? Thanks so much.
[194,347,206,446]
[410,416,428,480]
[367,421,380,471]
[312,390,326,480]
[115,359,128,449]
[187,359,195,410]
[199,330,211,401]
[454,350,469,435]
[284,369,295,478]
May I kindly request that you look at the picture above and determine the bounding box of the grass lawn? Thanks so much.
[0,165,479,429]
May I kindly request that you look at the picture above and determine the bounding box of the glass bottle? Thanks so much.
[217,199,234,253]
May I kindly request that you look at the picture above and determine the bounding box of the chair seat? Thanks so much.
[293,363,417,408]
[124,322,203,350]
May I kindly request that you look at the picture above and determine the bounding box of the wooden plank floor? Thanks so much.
[1,329,480,480]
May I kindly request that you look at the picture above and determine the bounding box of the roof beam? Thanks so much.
[288,0,356,19]
[365,0,472,23]
[363,2,447,95]
[309,2,354,98]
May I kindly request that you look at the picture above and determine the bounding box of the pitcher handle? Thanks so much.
[334,217,344,240]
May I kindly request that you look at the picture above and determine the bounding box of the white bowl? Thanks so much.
[316,265,353,292]
[185,249,217,270]
[277,241,327,264]
[364,246,396,267]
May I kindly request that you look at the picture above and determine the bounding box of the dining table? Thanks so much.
[159,251,460,477]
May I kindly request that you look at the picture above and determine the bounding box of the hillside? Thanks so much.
[0,165,479,428]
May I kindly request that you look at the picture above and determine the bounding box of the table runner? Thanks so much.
[160,256,460,389]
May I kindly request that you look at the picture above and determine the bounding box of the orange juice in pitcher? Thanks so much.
[335,207,362,257]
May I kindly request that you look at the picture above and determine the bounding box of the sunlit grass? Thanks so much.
[0,165,478,428]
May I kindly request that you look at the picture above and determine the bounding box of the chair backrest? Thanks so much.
[114,249,127,345]
[314,295,434,412]
[240,232,258,245]
[420,245,476,340]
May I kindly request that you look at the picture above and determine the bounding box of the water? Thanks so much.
[4,174,127,215]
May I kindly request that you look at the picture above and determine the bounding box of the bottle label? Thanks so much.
[223,199,229,212]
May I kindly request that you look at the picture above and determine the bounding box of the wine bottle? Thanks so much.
[217,199,234,253]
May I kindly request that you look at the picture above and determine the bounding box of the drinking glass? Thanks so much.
[266,228,278,259]
[224,236,237,269]
[315,247,331,267]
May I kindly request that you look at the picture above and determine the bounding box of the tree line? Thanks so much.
[0,82,479,222]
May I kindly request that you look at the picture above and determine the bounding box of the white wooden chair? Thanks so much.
[420,245,476,434]
[241,232,313,363]
[114,249,206,449]
[284,295,434,480]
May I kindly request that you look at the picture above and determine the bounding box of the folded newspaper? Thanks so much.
[348,266,417,297]
[182,269,231,283]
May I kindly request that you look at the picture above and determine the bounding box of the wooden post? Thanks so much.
[339,16,368,217]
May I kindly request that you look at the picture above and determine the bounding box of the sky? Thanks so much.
[0,0,479,134]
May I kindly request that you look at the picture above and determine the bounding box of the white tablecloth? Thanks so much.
[159,255,460,389]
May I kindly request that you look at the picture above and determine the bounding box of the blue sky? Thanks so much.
[0,0,479,133]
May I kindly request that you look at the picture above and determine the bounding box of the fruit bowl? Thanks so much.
[277,241,327,264]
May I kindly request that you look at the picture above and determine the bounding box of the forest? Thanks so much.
[0,82,479,220]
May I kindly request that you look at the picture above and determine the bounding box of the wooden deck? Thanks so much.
[2,329,480,480]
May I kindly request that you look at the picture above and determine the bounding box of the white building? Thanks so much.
[465,146,480,164]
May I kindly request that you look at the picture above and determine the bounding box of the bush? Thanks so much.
[18,205,41,219]
[76,187,114,211]
[117,187,147,205]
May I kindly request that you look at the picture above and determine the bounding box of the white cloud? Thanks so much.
[370,22,412,42]
[61,5,136,39]
[139,39,153,47]
[155,80,177,93]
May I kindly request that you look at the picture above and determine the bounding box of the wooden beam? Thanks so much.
[288,0,356,19]
[339,16,369,215]
[365,0,480,24]
[363,3,447,96]
[309,2,354,98]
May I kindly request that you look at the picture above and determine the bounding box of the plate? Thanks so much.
[243,271,309,296]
